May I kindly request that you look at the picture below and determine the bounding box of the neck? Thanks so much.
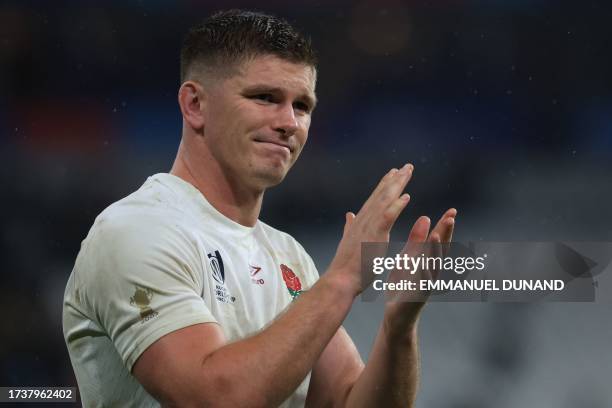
[170,139,263,227]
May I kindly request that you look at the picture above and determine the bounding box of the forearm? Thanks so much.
[199,273,356,407]
[344,320,419,408]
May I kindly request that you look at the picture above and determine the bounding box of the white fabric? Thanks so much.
[63,173,319,407]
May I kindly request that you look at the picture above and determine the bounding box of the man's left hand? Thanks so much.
[383,208,457,339]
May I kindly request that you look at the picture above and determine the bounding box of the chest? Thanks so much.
[198,237,304,341]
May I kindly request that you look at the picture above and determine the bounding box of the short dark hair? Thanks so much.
[180,9,317,82]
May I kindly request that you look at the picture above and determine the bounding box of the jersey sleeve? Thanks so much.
[74,212,217,371]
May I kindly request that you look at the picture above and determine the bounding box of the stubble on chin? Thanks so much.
[250,165,288,189]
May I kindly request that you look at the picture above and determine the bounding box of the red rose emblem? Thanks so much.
[280,264,302,299]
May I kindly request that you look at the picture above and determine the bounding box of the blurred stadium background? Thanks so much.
[2,1,611,406]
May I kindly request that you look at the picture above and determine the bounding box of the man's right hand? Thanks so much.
[327,163,414,295]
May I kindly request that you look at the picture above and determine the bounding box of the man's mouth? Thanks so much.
[254,139,293,153]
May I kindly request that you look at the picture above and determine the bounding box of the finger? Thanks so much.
[428,230,438,240]
[355,168,399,215]
[361,163,414,215]
[343,212,356,235]
[430,208,457,243]
[402,221,435,281]
[371,168,400,199]
[428,231,442,246]
[440,207,457,221]
[427,232,442,280]
[408,216,431,243]
[400,215,431,258]
[379,163,414,207]
[379,194,411,232]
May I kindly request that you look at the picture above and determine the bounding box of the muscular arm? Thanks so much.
[133,165,415,407]
[345,322,421,407]
[134,273,355,407]
[304,321,418,408]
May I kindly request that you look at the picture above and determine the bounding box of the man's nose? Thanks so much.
[273,103,299,137]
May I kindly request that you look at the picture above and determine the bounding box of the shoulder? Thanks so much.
[257,220,310,256]
[75,176,204,281]
[70,177,206,310]
[88,175,194,246]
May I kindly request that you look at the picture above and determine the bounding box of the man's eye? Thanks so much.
[251,94,274,103]
[294,102,310,113]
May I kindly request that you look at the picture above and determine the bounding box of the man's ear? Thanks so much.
[178,80,206,131]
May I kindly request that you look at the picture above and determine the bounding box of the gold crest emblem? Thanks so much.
[130,286,159,321]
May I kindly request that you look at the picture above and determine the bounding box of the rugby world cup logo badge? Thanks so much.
[207,249,235,303]
[207,250,225,284]
[130,286,159,323]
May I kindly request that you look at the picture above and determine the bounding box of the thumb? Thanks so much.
[343,212,356,235]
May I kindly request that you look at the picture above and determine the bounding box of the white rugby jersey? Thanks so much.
[63,173,319,407]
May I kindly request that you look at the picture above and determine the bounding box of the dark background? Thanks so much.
[2,1,611,406]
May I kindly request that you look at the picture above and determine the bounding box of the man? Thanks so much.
[63,9,456,407]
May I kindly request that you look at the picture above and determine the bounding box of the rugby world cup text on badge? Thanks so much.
[372,254,487,275]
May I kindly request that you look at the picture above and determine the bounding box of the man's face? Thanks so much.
[201,55,317,190]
